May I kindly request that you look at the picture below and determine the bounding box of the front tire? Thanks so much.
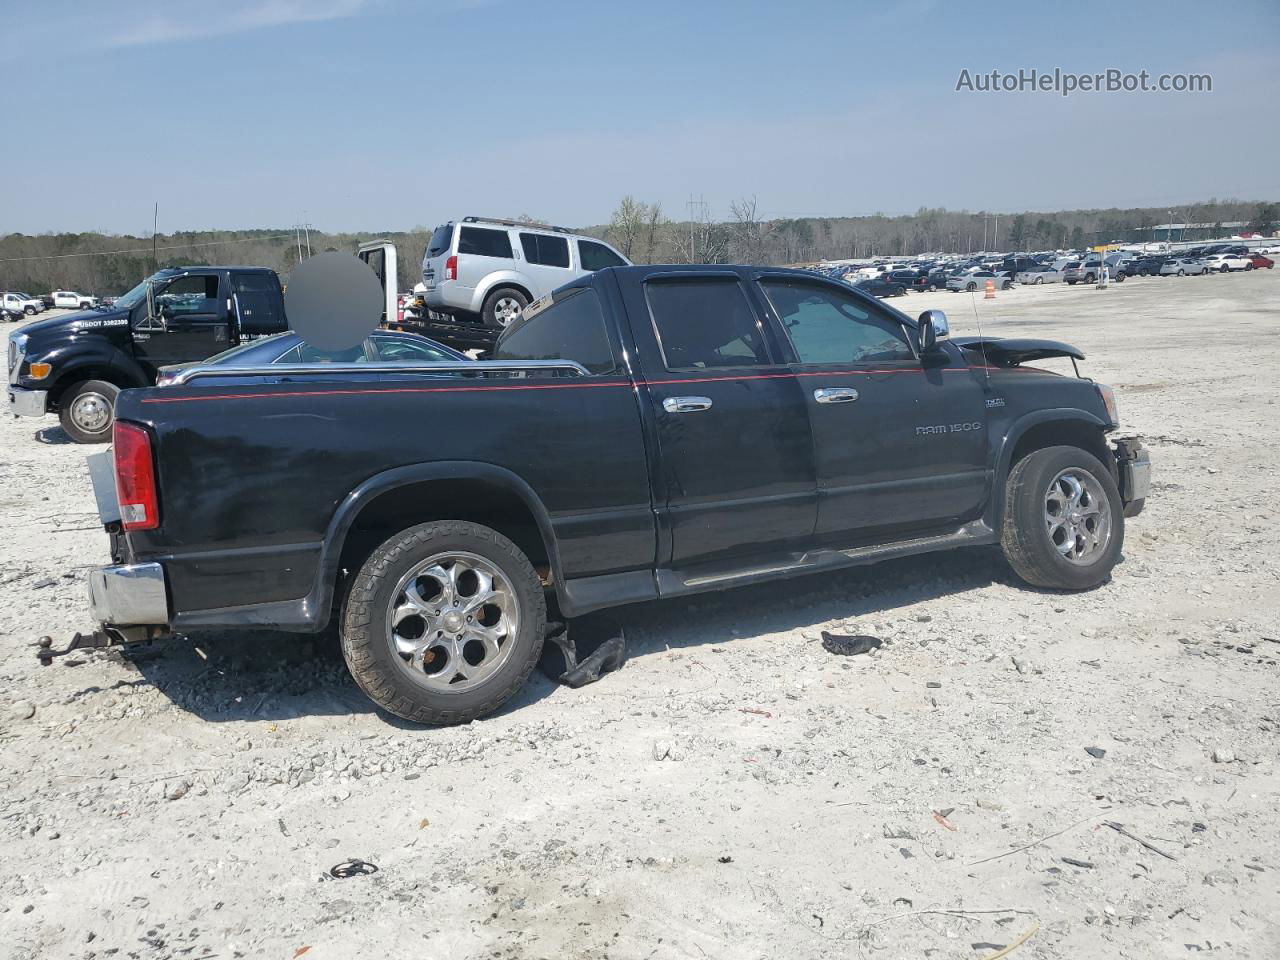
[480,287,528,331]
[966,282,977,292]
[1001,446,1124,590]
[58,379,119,443]
[24,305,36,316]
[341,520,546,725]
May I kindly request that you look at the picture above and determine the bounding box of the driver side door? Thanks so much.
[754,275,990,544]
[132,273,230,369]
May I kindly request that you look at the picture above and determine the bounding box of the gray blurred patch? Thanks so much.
[284,252,384,351]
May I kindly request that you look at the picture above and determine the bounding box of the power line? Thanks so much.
[0,233,298,264]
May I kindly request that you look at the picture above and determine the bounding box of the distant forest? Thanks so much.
[2,198,1276,296]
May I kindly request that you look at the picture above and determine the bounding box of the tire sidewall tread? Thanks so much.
[1000,445,1125,590]
[340,520,545,725]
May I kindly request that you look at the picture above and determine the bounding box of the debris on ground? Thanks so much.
[820,631,882,656]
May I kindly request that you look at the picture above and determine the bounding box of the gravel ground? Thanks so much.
[2,269,1278,959]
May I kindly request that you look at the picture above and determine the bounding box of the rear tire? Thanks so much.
[481,287,528,331]
[58,379,119,443]
[1001,445,1124,591]
[341,520,546,725]
[966,282,977,292]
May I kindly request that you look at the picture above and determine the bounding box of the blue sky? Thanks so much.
[5,0,1278,234]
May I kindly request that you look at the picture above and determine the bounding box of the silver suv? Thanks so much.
[421,217,631,329]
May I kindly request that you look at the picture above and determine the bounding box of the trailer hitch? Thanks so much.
[37,630,121,666]
[35,625,162,666]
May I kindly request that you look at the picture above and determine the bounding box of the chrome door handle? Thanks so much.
[814,387,859,404]
[662,396,713,413]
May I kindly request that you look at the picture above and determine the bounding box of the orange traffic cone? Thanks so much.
[984,279,996,299]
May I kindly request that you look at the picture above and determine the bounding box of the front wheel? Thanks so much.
[341,520,546,725]
[1001,445,1124,590]
[1084,273,1096,284]
[480,287,528,331]
[1177,269,1186,277]
[24,305,37,316]
[59,379,119,443]
[1035,277,1044,285]
[966,282,977,292]
[1245,263,1254,271]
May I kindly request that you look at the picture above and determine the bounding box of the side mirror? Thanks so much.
[917,310,949,354]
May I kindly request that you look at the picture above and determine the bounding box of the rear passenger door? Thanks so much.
[621,272,817,569]
[457,226,514,292]
[517,231,574,297]
[231,272,286,336]
[755,275,988,543]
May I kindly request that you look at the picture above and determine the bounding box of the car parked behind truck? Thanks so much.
[8,266,287,442]
[85,260,1150,725]
[420,216,631,336]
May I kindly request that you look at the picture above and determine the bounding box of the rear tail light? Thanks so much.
[113,421,159,531]
[444,255,458,281]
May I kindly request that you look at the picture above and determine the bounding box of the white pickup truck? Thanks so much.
[51,290,98,309]
[2,292,45,316]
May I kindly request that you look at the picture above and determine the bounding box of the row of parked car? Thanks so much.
[2,289,102,321]
[814,242,1274,298]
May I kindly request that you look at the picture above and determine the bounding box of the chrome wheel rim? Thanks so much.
[385,551,519,692]
[1045,469,1112,565]
[493,297,523,326]
[70,391,111,433]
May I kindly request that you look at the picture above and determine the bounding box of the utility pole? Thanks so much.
[151,202,158,269]
[687,195,697,263]
[993,214,999,250]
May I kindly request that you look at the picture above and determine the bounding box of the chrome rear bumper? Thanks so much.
[88,563,169,626]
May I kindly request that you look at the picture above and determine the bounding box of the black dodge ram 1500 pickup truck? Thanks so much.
[85,264,1149,724]
[8,266,287,442]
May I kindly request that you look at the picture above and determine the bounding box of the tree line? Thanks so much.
[1,199,1275,296]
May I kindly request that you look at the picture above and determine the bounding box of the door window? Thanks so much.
[154,275,219,317]
[369,336,457,362]
[493,287,615,375]
[274,341,369,364]
[645,278,771,370]
[759,279,914,364]
[457,227,513,259]
[578,240,627,270]
[519,233,570,268]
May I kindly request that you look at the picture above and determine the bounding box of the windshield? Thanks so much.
[113,276,156,311]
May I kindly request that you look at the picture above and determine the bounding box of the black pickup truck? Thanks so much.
[7,266,287,442]
[84,264,1150,724]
